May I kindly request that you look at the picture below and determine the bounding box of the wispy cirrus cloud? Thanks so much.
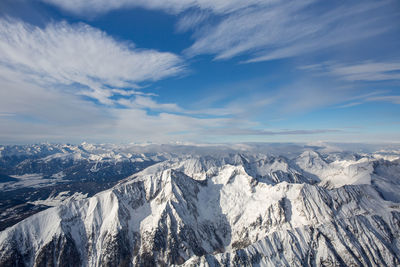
[184,0,398,62]
[40,0,399,64]
[0,18,185,105]
[117,96,183,113]
[296,60,400,109]
[300,61,400,82]
[0,74,337,144]
[0,18,342,143]
[329,62,400,82]
[41,0,266,16]
[2,2,397,143]
[333,90,400,108]
[175,10,211,33]
[337,95,400,108]
[199,128,341,136]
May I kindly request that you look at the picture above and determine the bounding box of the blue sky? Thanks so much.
[0,0,399,144]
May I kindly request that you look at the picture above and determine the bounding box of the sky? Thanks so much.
[0,0,399,144]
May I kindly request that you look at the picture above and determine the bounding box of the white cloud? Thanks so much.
[175,10,210,33]
[329,62,400,81]
[0,68,116,144]
[0,18,226,143]
[109,108,229,143]
[39,0,399,64]
[0,67,228,143]
[184,0,397,62]
[111,89,157,97]
[334,91,400,109]
[1,3,396,143]
[0,70,342,144]
[41,0,267,16]
[0,18,184,104]
[117,96,183,113]
[300,60,400,82]
[0,18,285,144]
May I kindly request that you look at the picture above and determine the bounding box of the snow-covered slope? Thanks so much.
[0,149,400,266]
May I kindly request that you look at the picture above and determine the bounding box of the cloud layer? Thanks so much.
[0,18,184,104]
[0,18,343,144]
[41,0,399,63]
[0,2,399,144]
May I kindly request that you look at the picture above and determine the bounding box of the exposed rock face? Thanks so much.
[1,151,400,266]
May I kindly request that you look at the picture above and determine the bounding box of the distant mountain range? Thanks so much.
[0,143,400,266]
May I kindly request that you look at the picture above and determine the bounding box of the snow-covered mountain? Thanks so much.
[0,143,166,231]
[1,145,400,266]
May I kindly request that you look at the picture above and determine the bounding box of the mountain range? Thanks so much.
[0,143,400,266]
